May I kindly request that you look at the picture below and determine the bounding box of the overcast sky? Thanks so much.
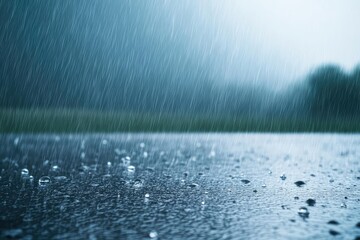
[1,0,360,90]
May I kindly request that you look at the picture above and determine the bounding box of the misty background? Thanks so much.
[1,0,360,120]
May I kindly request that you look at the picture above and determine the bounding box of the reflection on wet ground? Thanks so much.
[0,134,359,239]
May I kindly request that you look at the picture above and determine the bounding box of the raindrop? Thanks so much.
[262,184,267,188]
[294,181,305,187]
[329,230,340,236]
[145,193,150,198]
[80,152,86,159]
[327,220,339,225]
[21,168,29,177]
[127,165,135,173]
[188,183,199,188]
[149,230,158,238]
[102,139,108,145]
[51,165,60,172]
[133,179,143,189]
[140,143,145,148]
[14,138,19,146]
[280,174,286,180]
[143,152,148,158]
[306,199,316,206]
[340,203,347,208]
[38,176,51,187]
[107,162,112,167]
[298,207,309,219]
[29,175,34,181]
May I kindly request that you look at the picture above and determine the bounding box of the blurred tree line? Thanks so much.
[1,63,359,119]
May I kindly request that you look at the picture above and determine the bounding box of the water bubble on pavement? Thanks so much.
[51,165,60,172]
[21,168,29,177]
[133,179,143,189]
[127,165,135,173]
[298,207,309,219]
[38,176,51,187]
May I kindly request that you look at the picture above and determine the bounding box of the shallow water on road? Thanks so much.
[1,133,359,239]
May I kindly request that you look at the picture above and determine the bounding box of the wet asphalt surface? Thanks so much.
[0,133,360,240]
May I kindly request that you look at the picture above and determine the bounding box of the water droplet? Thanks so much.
[81,140,85,149]
[294,181,305,187]
[306,198,316,206]
[14,138,19,146]
[262,184,267,188]
[133,179,143,189]
[241,179,250,184]
[127,165,135,173]
[21,168,29,177]
[38,176,51,187]
[145,193,150,198]
[107,162,112,167]
[201,201,205,205]
[80,152,86,159]
[329,229,340,236]
[29,175,34,181]
[51,165,60,172]
[143,152,148,158]
[102,139,108,145]
[188,183,199,188]
[140,142,145,148]
[280,174,286,180]
[43,160,49,166]
[149,230,158,238]
[327,220,339,225]
[209,150,216,158]
[340,202,347,208]
[298,207,309,219]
